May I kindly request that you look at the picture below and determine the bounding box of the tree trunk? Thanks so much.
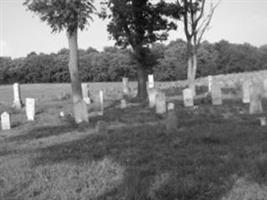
[187,43,196,96]
[136,63,147,99]
[67,29,88,123]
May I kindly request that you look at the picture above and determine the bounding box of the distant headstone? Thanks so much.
[211,83,222,105]
[249,83,263,114]
[183,88,194,107]
[99,90,104,116]
[166,110,178,133]
[259,117,266,126]
[148,88,159,108]
[242,80,252,103]
[120,99,127,109]
[13,83,22,109]
[148,74,154,89]
[25,98,35,121]
[122,77,130,95]
[155,92,166,114]
[167,102,175,111]
[82,83,91,104]
[208,76,213,93]
[1,112,11,130]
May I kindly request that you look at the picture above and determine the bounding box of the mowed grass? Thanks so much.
[0,83,267,200]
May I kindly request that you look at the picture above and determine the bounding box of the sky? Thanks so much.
[0,0,267,58]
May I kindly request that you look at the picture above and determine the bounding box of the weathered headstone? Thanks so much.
[82,83,91,104]
[183,88,194,107]
[249,83,263,114]
[122,77,130,95]
[1,112,11,130]
[13,83,22,109]
[242,80,252,103]
[148,88,159,108]
[155,92,166,114]
[25,98,35,121]
[120,99,127,109]
[211,83,222,105]
[259,117,266,126]
[99,90,104,116]
[167,102,175,111]
[208,75,213,93]
[148,74,154,89]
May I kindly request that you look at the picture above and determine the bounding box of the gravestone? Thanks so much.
[120,99,127,109]
[208,75,213,93]
[249,83,263,114]
[13,83,23,109]
[242,80,252,103]
[122,77,130,95]
[82,83,91,104]
[211,83,222,105]
[167,102,175,111]
[155,92,166,114]
[25,98,35,121]
[99,90,104,116]
[148,88,159,108]
[183,88,194,107]
[148,74,154,89]
[1,112,11,130]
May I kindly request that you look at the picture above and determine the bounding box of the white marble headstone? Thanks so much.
[155,92,166,114]
[183,88,194,107]
[26,98,35,121]
[82,83,91,104]
[249,83,263,114]
[148,88,159,108]
[208,76,213,93]
[1,112,11,130]
[211,84,222,105]
[120,99,127,109]
[122,77,130,95]
[148,74,154,89]
[242,80,252,103]
[167,103,175,111]
[13,83,22,109]
[99,90,104,115]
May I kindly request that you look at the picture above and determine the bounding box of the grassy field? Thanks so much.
[0,81,267,200]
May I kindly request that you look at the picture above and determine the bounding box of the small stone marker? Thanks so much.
[211,84,222,105]
[1,112,11,130]
[25,98,35,121]
[259,117,266,126]
[120,99,127,109]
[82,83,91,104]
[13,83,22,109]
[208,75,213,93]
[99,90,104,116]
[148,74,154,89]
[249,83,263,114]
[183,88,194,107]
[166,104,178,133]
[242,80,252,103]
[122,77,130,95]
[148,88,159,108]
[155,92,166,114]
[167,102,175,111]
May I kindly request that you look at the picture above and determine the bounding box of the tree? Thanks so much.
[100,0,180,99]
[23,0,95,123]
[174,0,220,94]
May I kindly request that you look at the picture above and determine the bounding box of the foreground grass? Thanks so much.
[0,94,267,199]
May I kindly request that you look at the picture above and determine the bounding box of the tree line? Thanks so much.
[1,39,266,84]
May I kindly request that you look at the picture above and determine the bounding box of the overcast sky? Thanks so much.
[1,0,267,58]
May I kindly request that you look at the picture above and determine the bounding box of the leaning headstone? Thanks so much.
[148,88,159,108]
[122,77,130,95]
[82,83,91,104]
[249,83,263,114]
[1,112,11,130]
[98,90,104,116]
[211,83,222,105]
[208,75,213,93]
[25,98,35,121]
[120,99,127,109]
[155,92,166,114]
[183,88,194,107]
[242,80,252,103]
[13,83,23,109]
[148,74,154,89]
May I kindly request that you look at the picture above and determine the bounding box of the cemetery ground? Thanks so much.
[0,82,267,200]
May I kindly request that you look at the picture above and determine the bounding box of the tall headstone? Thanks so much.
[148,74,154,89]
[81,83,91,104]
[1,112,11,130]
[155,92,166,114]
[249,83,263,114]
[183,88,194,107]
[13,83,22,109]
[25,98,35,121]
[242,80,252,103]
[211,83,222,105]
[122,77,130,95]
[208,75,213,93]
[148,88,159,108]
[166,105,178,133]
[99,90,104,116]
